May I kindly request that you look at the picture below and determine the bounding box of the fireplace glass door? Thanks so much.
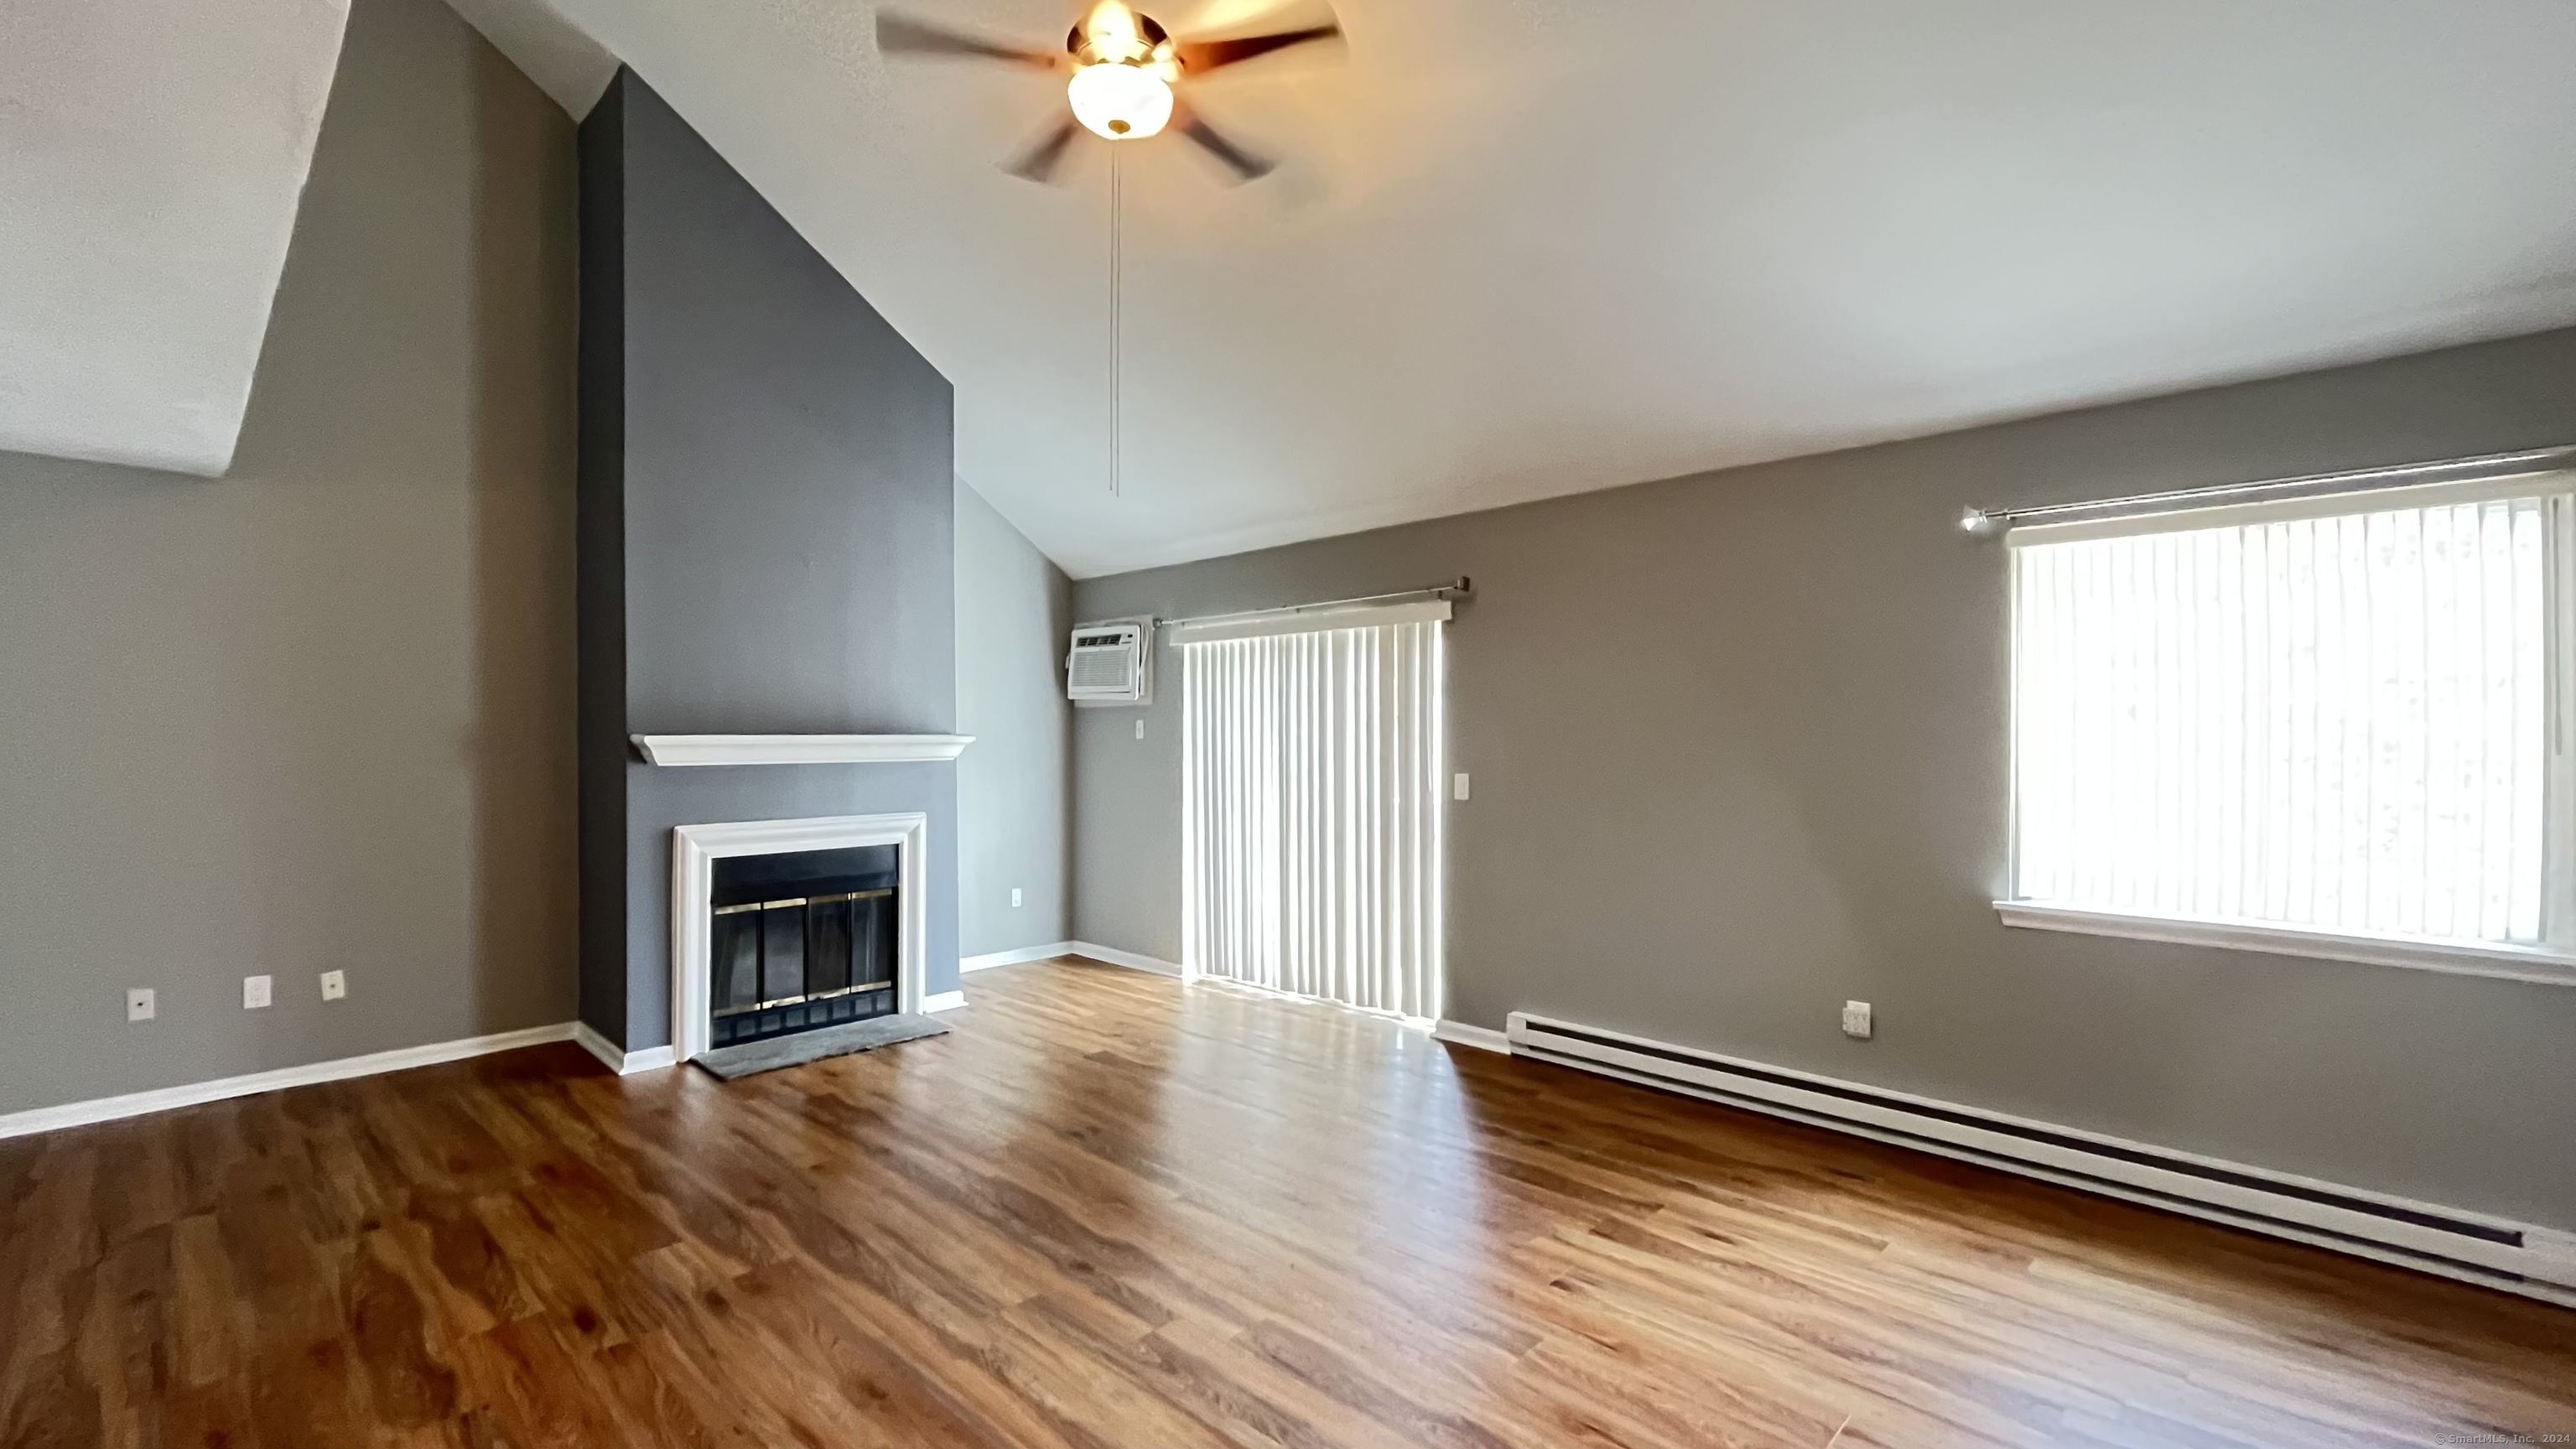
[708,844,899,1046]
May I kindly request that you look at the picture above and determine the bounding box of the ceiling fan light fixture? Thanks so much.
[1067,60,1173,139]
[878,0,1335,181]
[1080,0,1150,63]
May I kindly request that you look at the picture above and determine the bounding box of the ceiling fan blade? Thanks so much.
[1174,109,1274,182]
[1174,22,1341,74]
[1002,119,1083,183]
[876,12,1060,69]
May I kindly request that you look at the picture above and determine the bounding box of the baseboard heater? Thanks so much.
[1505,1011,2576,1306]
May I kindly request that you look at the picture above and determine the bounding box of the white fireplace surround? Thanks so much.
[669,812,928,1065]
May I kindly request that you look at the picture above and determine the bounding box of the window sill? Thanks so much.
[1993,901,2576,988]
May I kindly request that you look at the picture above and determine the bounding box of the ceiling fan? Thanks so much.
[875,0,1343,183]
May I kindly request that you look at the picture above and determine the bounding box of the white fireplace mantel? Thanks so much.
[631,734,974,767]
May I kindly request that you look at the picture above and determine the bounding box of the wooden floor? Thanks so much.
[3,959,2571,1448]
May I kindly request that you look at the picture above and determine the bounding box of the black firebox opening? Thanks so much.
[709,845,899,1047]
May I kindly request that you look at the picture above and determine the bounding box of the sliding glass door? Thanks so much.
[1177,604,1446,1021]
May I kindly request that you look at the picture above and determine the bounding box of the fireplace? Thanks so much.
[709,845,900,1047]
[669,812,929,1065]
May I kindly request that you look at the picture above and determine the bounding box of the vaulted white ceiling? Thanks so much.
[454,0,2576,577]
[40,0,2567,571]
[0,0,350,475]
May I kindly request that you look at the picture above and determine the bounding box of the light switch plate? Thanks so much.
[127,987,156,1022]
[1010,887,1023,908]
[319,969,348,1002]
[1134,719,1145,740]
[1452,772,1471,801]
[1841,1000,1873,1039]
[243,974,273,1010]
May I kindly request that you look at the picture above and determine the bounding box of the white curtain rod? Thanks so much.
[1961,444,2576,537]
[1156,577,1472,630]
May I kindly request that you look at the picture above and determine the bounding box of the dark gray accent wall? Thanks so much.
[0,0,578,1112]
[615,75,953,737]
[574,75,631,1045]
[1072,325,2576,1233]
[578,70,959,1052]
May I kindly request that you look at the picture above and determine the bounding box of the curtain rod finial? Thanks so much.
[1961,507,1999,538]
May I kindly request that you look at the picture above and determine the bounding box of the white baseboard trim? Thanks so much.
[573,1021,677,1075]
[961,942,1080,972]
[0,1022,579,1141]
[1432,1020,1511,1053]
[922,989,969,1013]
[1064,941,1185,976]
[1508,1010,2576,1307]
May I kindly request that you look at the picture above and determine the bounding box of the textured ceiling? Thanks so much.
[465,0,2576,576]
[0,0,350,475]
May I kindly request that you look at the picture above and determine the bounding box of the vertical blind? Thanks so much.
[1180,615,1445,1020]
[2010,488,2563,945]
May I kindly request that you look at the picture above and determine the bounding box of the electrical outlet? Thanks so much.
[1010,887,1023,908]
[1841,1000,1873,1040]
[242,974,273,1010]
[127,987,156,1022]
[1134,719,1145,740]
[1452,772,1471,801]
[319,969,348,1002]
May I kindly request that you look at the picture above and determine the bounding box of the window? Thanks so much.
[1999,476,2576,981]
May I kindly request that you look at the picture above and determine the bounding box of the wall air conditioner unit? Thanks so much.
[1067,621,1150,704]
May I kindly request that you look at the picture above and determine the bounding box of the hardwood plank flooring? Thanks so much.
[3,958,2570,1447]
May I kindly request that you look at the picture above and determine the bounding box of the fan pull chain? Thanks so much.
[1109,144,1123,498]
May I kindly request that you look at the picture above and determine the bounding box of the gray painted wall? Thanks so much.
[576,71,961,1050]
[0,0,578,1114]
[1072,325,2576,1232]
[956,480,1074,958]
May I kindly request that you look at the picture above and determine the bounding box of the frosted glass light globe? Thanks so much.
[1068,62,1173,139]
